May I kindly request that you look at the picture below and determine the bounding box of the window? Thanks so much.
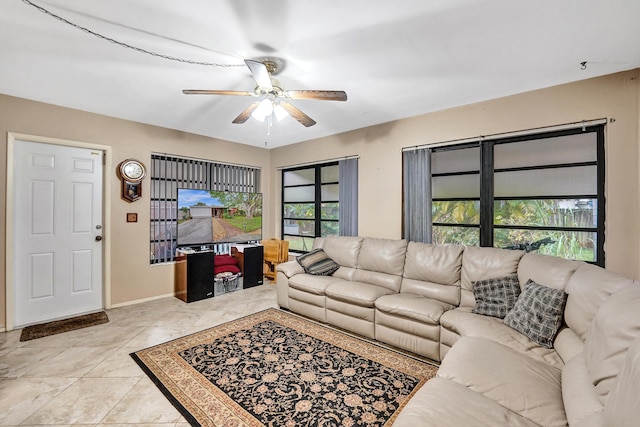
[150,154,260,264]
[281,158,358,252]
[404,125,605,266]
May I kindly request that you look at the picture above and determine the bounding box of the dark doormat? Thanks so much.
[19,311,109,342]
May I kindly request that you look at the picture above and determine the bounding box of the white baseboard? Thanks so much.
[109,292,175,309]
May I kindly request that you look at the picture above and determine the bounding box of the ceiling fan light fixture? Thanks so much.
[251,98,274,121]
[273,104,289,121]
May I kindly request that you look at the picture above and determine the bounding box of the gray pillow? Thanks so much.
[472,274,521,319]
[296,248,340,276]
[503,279,568,349]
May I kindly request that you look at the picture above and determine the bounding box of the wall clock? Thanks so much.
[118,159,146,202]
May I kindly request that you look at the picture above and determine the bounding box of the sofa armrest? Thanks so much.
[277,260,304,278]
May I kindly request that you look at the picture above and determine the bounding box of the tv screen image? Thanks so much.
[177,189,262,246]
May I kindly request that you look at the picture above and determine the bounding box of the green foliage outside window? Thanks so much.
[432,199,596,261]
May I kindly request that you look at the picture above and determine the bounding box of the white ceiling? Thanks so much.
[1,0,639,149]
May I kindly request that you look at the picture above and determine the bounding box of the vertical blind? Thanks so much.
[150,154,260,264]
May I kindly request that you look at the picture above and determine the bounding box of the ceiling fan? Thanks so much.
[183,57,347,127]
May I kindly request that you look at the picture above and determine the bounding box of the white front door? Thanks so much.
[13,140,104,327]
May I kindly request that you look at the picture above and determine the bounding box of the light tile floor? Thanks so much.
[0,283,278,426]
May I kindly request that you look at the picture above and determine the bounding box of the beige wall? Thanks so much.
[2,69,639,329]
[270,69,640,280]
[0,95,271,329]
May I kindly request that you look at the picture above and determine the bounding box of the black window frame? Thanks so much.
[281,161,339,252]
[431,125,605,266]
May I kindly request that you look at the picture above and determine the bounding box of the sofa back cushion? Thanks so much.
[517,252,582,292]
[460,246,524,308]
[353,237,408,292]
[564,264,634,342]
[603,336,640,426]
[311,237,325,250]
[316,236,363,268]
[584,284,640,403]
[401,242,463,305]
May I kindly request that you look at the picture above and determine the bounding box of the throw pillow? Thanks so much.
[214,254,239,266]
[503,279,568,349]
[296,248,340,276]
[472,274,521,319]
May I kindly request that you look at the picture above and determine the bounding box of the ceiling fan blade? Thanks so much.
[245,59,273,90]
[232,101,261,124]
[279,101,317,127]
[182,89,254,96]
[285,90,348,101]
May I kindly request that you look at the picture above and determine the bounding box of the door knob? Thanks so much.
[95,236,103,242]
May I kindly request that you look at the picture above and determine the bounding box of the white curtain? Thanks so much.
[403,149,432,243]
[339,158,358,236]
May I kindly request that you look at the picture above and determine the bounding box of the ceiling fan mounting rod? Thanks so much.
[256,86,284,97]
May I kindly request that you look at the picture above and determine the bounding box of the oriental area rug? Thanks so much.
[131,308,437,427]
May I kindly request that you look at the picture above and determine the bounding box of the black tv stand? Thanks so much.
[175,245,264,303]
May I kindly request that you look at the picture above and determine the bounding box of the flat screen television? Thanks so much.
[176,189,263,247]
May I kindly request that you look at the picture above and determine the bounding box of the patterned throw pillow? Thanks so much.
[296,248,340,276]
[503,279,568,349]
[472,274,521,319]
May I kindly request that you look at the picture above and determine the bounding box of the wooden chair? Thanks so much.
[261,239,290,283]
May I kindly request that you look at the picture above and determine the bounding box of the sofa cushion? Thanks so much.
[357,237,408,276]
[603,336,640,426]
[564,263,634,341]
[585,284,640,403]
[296,248,340,276]
[403,242,463,284]
[460,246,524,308]
[472,273,521,319]
[437,336,566,427]
[440,307,564,368]
[288,273,345,295]
[318,236,363,268]
[325,281,395,308]
[503,279,567,349]
[392,377,540,427]
[375,293,452,325]
[401,242,463,305]
[517,252,582,292]
[352,269,403,293]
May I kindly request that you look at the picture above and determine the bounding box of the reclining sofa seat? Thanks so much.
[374,242,463,361]
[325,237,408,339]
[282,236,363,323]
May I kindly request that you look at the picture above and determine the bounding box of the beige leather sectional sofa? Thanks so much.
[276,236,640,426]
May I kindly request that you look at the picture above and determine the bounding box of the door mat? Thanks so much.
[131,308,437,426]
[19,311,109,341]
